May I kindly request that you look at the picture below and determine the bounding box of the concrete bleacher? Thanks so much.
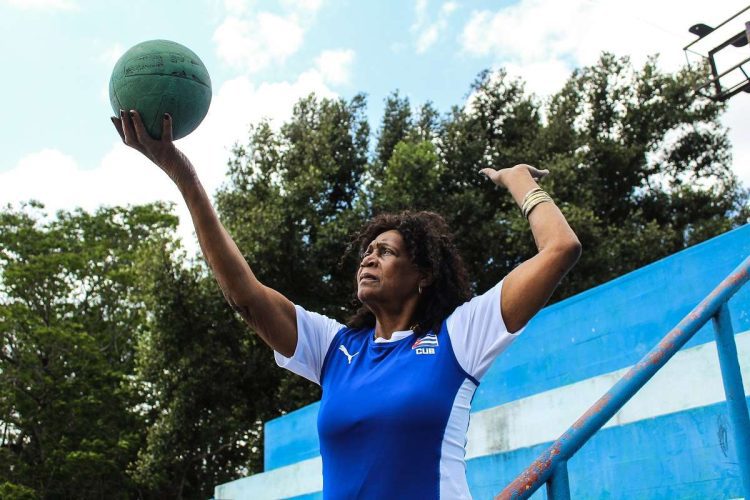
[215,224,750,499]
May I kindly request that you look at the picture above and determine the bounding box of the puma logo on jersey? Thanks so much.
[338,345,359,364]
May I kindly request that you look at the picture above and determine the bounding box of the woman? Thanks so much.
[112,111,581,498]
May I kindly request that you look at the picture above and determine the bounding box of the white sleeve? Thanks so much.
[273,304,344,385]
[446,279,525,381]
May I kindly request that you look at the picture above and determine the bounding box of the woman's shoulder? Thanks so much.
[332,325,371,343]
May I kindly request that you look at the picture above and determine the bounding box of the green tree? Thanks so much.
[370,94,444,215]
[217,94,370,319]
[129,242,280,499]
[383,55,749,297]
[376,91,413,167]
[431,68,544,291]
[535,54,749,294]
[371,140,441,213]
[0,201,177,499]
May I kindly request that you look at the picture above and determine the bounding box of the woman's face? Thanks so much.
[356,229,423,306]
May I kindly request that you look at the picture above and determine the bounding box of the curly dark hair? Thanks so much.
[347,211,471,336]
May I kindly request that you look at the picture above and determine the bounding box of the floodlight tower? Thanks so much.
[684,5,750,101]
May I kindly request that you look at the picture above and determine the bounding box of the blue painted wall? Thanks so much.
[466,398,750,499]
[474,224,750,413]
[264,402,321,471]
[225,224,750,498]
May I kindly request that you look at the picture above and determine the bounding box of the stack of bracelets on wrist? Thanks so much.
[521,187,553,219]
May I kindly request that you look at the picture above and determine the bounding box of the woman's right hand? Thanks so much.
[111,110,195,186]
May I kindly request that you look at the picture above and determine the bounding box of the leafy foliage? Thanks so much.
[0,202,176,499]
[129,242,280,498]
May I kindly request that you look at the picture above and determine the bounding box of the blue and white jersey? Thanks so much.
[275,280,523,499]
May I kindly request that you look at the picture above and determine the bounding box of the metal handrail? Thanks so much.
[497,256,750,500]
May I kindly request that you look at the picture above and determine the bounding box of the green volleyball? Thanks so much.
[109,39,212,140]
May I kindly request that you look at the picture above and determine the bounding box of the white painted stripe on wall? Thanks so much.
[216,331,750,498]
[214,456,322,500]
[466,330,750,459]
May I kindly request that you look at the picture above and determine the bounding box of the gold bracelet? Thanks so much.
[520,190,547,213]
[524,196,552,218]
[521,190,553,219]
[521,187,544,203]
[522,193,551,217]
[523,192,549,206]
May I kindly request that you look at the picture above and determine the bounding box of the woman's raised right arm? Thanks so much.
[112,110,298,357]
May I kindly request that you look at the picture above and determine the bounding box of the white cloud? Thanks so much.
[442,2,458,15]
[214,13,304,73]
[413,0,428,29]
[223,0,252,16]
[98,42,124,67]
[98,43,125,106]
[1,68,337,255]
[315,49,355,86]
[281,0,322,14]
[2,0,78,10]
[461,0,749,77]
[412,0,459,54]
[0,147,178,224]
[213,0,324,74]
[724,97,750,187]
[503,59,573,99]
[416,26,439,54]
[390,41,407,54]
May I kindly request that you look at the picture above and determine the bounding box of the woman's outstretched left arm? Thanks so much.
[480,164,582,333]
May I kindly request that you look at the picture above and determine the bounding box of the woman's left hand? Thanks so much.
[480,164,549,189]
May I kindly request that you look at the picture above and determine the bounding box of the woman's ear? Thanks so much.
[419,270,434,288]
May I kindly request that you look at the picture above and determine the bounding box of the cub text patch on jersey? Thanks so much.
[413,333,438,355]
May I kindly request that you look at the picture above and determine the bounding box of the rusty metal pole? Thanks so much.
[712,304,750,496]
[546,461,571,500]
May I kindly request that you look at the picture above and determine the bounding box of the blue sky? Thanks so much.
[0,0,509,169]
[1,0,748,250]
